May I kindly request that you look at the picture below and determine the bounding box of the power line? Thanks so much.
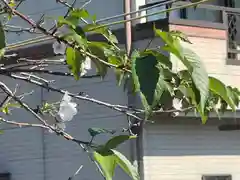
[91,0,209,30]
[96,0,180,23]
[7,0,207,49]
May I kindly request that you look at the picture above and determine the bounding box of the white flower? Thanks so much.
[81,56,91,76]
[52,41,66,55]
[172,98,182,117]
[173,98,182,110]
[58,91,77,122]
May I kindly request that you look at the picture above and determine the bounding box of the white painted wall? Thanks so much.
[143,120,240,180]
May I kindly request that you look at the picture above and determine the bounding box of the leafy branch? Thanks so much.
[0,0,239,180]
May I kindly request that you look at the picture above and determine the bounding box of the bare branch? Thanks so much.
[0,117,50,129]
[0,67,100,78]
[0,82,49,126]
[4,24,39,34]
[68,165,83,180]
[5,73,144,121]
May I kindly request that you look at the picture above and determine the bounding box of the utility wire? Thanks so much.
[96,0,180,23]
[90,0,209,30]
[7,0,207,49]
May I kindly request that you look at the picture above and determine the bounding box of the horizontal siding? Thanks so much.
[5,0,124,44]
[0,128,43,161]
[144,122,240,180]
[0,128,44,180]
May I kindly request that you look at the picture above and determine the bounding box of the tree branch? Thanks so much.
[1,1,130,73]
[0,67,100,78]
[0,81,95,146]
[5,73,144,121]
[0,117,49,129]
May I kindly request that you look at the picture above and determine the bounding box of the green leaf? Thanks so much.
[9,0,15,7]
[0,48,5,58]
[182,48,209,111]
[66,47,84,80]
[132,54,173,116]
[88,42,111,78]
[58,16,78,29]
[2,107,9,114]
[170,30,192,44]
[105,135,136,149]
[84,24,118,44]
[88,128,116,137]
[154,28,209,122]
[142,50,172,69]
[70,9,90,19]
[61,31,87,48]
[58,9,89,30]
[93,135,139,180]
[209,77,236,111]
[227,86,239,107]
[112,150,139,180]
[93,151,117,180]
[93,149,139,180]
[108,56,125,86]
[75,26,86,38]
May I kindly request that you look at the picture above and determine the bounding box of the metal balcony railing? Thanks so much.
[139,1,240,63]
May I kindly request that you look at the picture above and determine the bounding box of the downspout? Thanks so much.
[124,0,132,56]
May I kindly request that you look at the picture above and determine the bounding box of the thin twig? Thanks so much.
[0,82,49,126]
[6,73,144,121]
[68,165,83,180]
[0,118,50,129]
[0,67,100,78]
[1,1,128,72]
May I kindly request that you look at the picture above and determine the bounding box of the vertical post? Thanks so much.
[124,0,132,56]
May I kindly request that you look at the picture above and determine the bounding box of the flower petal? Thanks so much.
[62,91,71,102]
[173,98,182,110]
[58,101,77,121]
[84,57,91,70]
[58,91,78,122]
[81,69,87,76]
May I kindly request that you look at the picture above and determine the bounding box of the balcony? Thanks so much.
[138,1,240,65]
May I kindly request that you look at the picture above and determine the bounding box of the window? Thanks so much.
[202,175,232,180]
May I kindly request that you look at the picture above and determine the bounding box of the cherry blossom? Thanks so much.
[172,98,182,117]
[81,56,91,76]
[58,91,77,122]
